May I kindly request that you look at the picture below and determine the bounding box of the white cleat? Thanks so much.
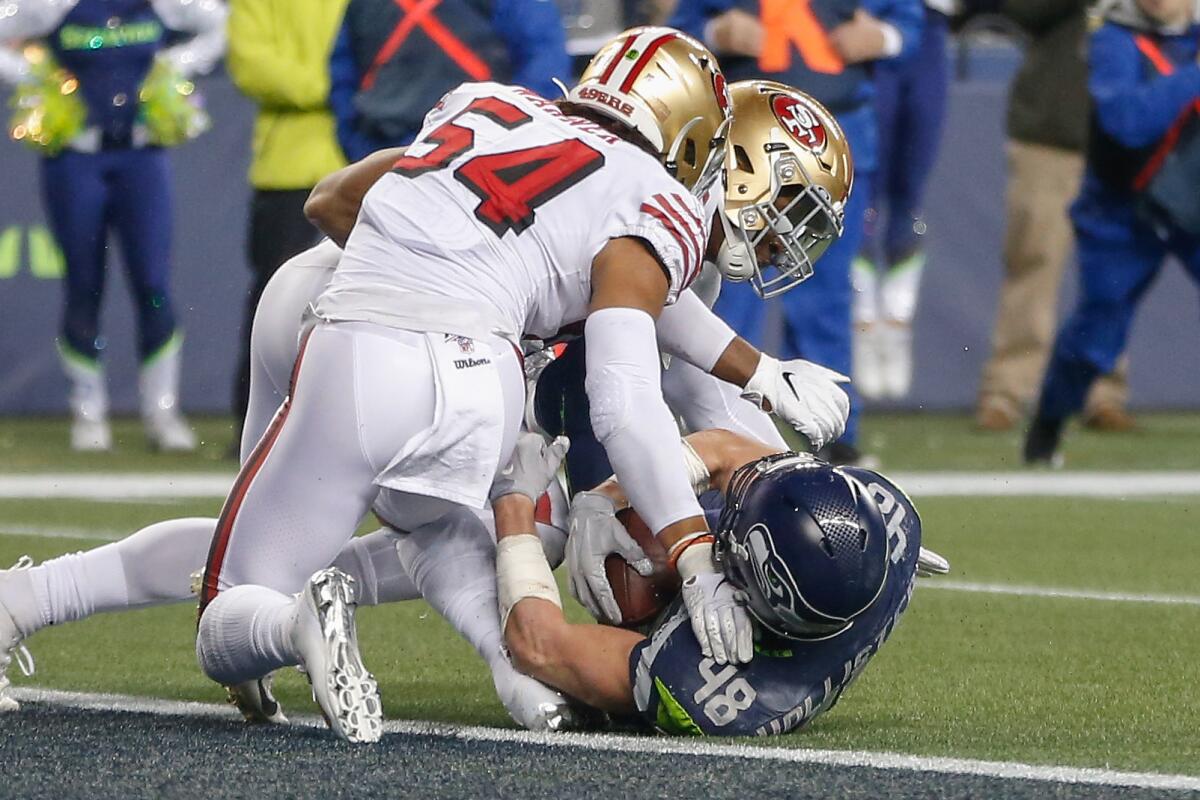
[226,673,289,725]
[145,411,197,452]
[292,568,382,743]
[71,418,112,452]
[493,661,581,732]
[0,556,36,713]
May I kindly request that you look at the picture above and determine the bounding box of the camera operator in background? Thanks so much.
[1025,0,1200,464]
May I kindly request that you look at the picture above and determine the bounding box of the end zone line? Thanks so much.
[12,688,1200,793]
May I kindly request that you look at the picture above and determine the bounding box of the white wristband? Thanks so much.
[496,534,561,633]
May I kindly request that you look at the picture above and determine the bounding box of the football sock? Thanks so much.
[23,518,215,636]
[26,547,128,633]
[196,584,297,686]
[330,528,419,606]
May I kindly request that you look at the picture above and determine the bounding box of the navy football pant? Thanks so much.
[1036,223,1200,422]
[864,8,949,264]
[532,338,615,495]
[41,148,177,362]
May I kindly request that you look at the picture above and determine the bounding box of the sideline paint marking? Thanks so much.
[2,471,1200,500]
[10,688,1200,793]
[923,580,1200,607]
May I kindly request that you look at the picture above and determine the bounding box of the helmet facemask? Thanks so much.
[721,149,844,299]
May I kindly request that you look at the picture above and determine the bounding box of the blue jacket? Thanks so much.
[329,0,569,162]
[1075,21,1200,239]
[669,0,923,114]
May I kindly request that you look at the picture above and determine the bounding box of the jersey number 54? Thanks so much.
[393,96,607,237]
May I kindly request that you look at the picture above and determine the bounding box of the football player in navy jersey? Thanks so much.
[491,425,947,736]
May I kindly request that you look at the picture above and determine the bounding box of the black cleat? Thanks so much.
[1023,417,1065,467]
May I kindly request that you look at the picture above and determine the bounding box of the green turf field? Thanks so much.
[1,415,1198,776]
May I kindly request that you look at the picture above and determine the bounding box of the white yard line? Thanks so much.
[0,524,126,542]
[889,471,1200,497]
[923,580,1200,607]
[10,687,1200,792]
[0,473,234,500]
[2,471,1200,500]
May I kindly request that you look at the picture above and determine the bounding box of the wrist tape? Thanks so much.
[496,534,561,633]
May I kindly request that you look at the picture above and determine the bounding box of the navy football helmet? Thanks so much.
[714,452,890,640]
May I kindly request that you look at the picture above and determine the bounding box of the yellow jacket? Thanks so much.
[227,0,348,190]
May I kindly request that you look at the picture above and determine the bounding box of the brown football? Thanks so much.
[605,508,682,628]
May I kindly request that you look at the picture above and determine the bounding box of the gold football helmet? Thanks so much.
[567,26,731,191]
[718,80,854,298]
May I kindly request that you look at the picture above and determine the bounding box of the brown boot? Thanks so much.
[975,401,1017,432]
[1082,405,1137,432]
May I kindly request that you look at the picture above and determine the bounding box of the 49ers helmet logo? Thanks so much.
[771,94,827,154]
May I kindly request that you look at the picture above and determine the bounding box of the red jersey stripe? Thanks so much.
[640,201,694,284]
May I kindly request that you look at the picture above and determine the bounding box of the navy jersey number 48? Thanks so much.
[631,469,922,737]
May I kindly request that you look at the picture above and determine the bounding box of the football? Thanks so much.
[605,508,681,628]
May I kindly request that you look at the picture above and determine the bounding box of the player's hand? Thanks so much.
[677,543,754,665]
[566,491,653,624]
[490,434,570,503]
[829,9,890,64]
[704,8,764,57]
[741,354,850,451]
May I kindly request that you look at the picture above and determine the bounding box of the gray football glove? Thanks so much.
[490,434,569,503]
[565,491,652,624]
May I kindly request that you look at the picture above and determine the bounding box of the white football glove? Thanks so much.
[917,546,951,577]
[490,434,570,503]
[741,354,850,451]
[677,543,754,665]
[565,491,653,624]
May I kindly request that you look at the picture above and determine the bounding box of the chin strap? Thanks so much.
[715,211,756,282]
[664,115,703,178]
[550,78,569,99]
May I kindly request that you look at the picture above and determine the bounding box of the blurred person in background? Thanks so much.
[975,0,1133,433]
[328,0,570,162]
[852,0,953,401]
[0,0,225,452]
[670,0,924,465]
[1025,0,1200,464]
[226,0,349,448]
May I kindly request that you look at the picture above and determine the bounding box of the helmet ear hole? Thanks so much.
[683,138,697,168]
[734,144,754,174]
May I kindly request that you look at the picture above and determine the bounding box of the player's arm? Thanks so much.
[582,238,753,665]
[303,147,406,246]
[493,493,642,715]
[656,289,849,451]
[590,429,781,513]
[489,435,643,713]
[587,238,710,556]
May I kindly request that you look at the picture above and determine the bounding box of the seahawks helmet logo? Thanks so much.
[737,523,850,639]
